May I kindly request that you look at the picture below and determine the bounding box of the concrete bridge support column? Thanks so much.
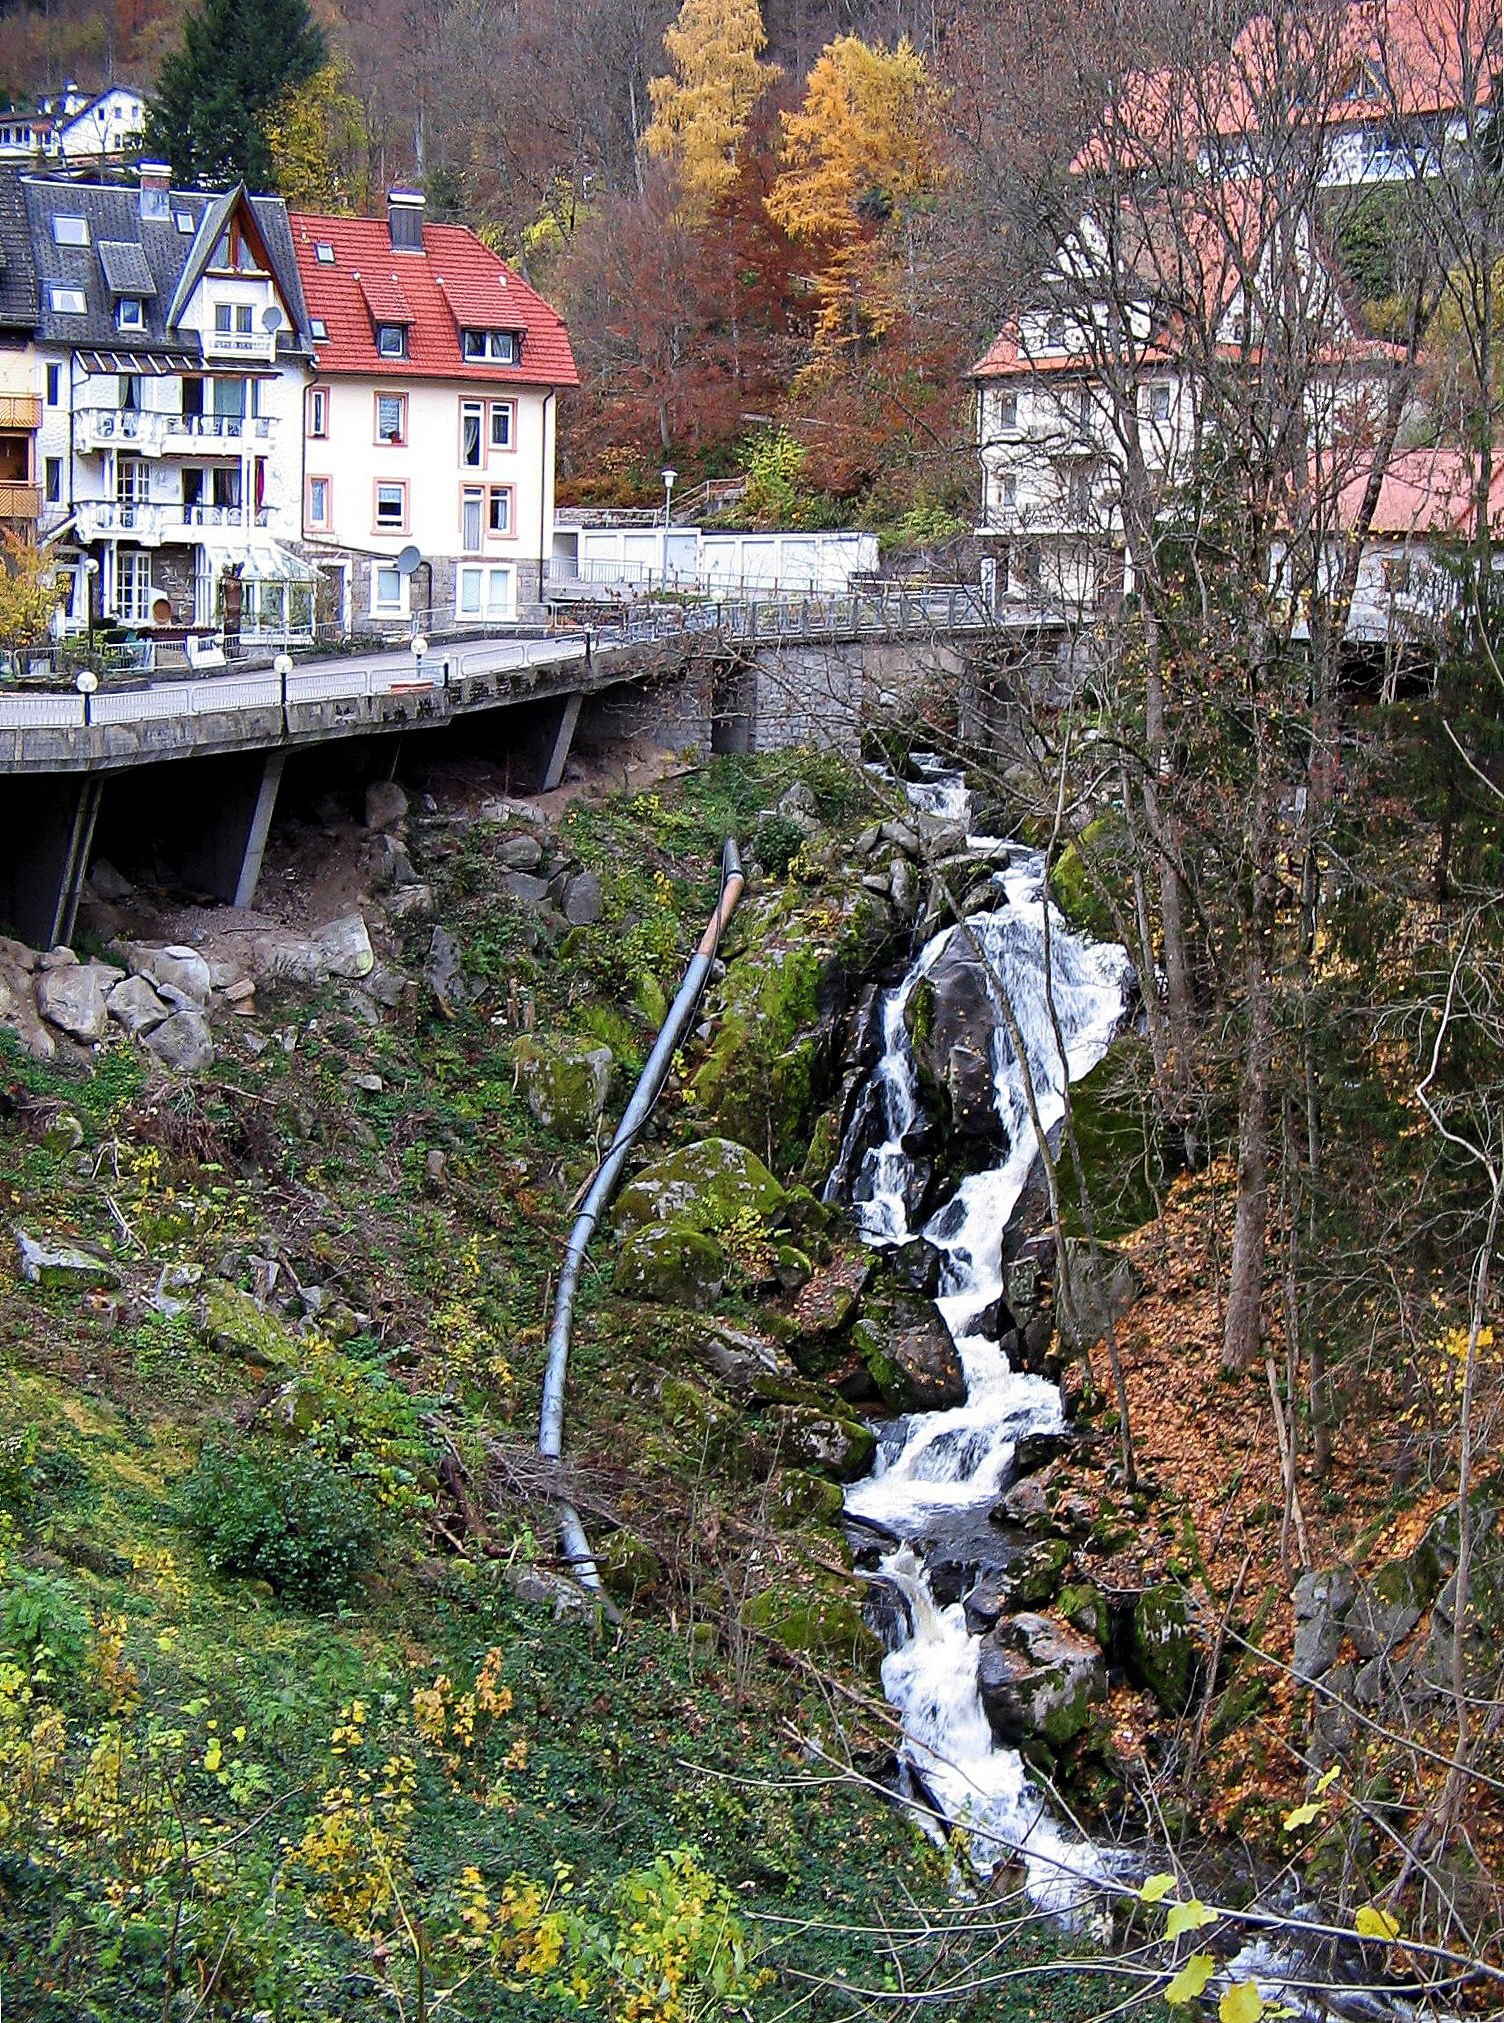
[0,774,103,949]
[539,690,582,793]
[176,750,286,908]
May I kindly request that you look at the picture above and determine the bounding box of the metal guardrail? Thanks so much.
[0,589,989,738]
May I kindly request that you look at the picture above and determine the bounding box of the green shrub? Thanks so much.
[1,1567,92,1682]
[180,1436,377,1608]
[752,812,806,877]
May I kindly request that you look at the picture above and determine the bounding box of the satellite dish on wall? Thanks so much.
[396,545,422,578]
[261,304,284,332]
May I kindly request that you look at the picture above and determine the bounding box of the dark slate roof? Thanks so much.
[0,169,38,331]
[98,238,156,297]
[23,175,310,359]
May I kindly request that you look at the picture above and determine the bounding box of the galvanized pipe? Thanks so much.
[539,838,746,1591]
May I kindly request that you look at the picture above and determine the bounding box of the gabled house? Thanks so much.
[0,168,40,535]
[973,189,1396,616]
[28,164,317,642]
[0,85,147,168]
[289,192,578,633]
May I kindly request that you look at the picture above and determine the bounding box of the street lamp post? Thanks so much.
[76,668,98,728]
[411,633,430,688]
[83,556,99,660]
[273,650,293,719]
[661,467,677,589]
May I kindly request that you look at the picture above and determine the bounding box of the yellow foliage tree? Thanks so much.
[265,61,371,213]
[641,0,778,218]
[0,530,62,655]
[765,34,944,342]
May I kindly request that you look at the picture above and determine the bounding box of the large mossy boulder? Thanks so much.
[977,1612,1106,1751]
[904,934,1006,1139]
[851,1289,966,1411]
[1128,1583,1198,1713]
[691,887,895,1171]
[513,1038,612,1137]
[198,1280,300,1369]
[614,1222,727,1310]
[614,1137,785,1237]
[764,1403,875,1481]
[742,1578,882,1669]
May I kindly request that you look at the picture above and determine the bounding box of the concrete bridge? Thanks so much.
[0,587,992,948]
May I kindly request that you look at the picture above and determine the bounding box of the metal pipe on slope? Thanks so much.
[539,838,746,1593]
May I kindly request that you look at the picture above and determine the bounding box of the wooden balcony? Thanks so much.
[0,481,41,521]
[0,395,42,431]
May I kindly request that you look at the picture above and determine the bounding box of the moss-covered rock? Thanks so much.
[512,1037,613,1137]
[742,1580,881,1669]
[595,1527,664,1605]
[1049,815,1120,941]
[614,1137,786,1236]
[850,1290,965,1412]
[1128,1583,1198,1713]
[198,1280,300,1369]
[1058,1581,1111,1646]
[764,1403,875,1481]
[977,1612,1106,1751]
[768,1467,846,1526]
[614,1222,727,1310]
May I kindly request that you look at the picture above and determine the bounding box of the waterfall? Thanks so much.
[833,764,1132,1908]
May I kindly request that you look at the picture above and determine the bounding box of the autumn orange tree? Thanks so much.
[766,34,946,347]
[641,0,780,220]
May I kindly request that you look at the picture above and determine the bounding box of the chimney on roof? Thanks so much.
[138,160,170,221]
[388,189,425,254]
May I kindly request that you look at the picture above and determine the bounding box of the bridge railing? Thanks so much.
[0,589,991,737]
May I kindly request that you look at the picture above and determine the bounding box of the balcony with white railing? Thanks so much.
[200,328,276,364]
[78,408,168,455]
[162,412,272,451]
[178,503,271,530]
[77,498,165,542]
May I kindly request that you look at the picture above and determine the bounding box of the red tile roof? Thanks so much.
[1341,446,1504,535]
[1073,0,1491,173]
[290,211,578,386]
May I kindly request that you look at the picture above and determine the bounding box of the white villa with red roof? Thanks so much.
[289,190,578,633]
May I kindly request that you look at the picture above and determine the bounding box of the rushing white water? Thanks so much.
[833,765,1132,1906]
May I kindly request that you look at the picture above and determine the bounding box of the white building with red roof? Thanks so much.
[290,190,578,633]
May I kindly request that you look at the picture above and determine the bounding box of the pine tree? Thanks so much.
[641,0,778,219]
[146,0,326,191]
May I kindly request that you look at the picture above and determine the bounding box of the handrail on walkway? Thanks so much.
[0,585,993,736]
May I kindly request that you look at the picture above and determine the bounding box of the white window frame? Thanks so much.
[489,400,515,450]
[374,480,407,531]
[116,297,145,332]
[116,550,153,623]
[50,285,86,314]
[307,386,328,437]
[461,486,484,553]
[306,475,331,529]
[371,563,408,616]
[52,214,88,245]
[376,323,408,359]
[460,399,484,468]
[457,562,514,619]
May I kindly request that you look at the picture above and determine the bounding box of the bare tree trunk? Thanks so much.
[1224,878,1274,1372]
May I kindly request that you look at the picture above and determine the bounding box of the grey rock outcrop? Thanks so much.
[106,974,171,1035]
[365,779,409,832]
[977,1612,1106,1751]
[126,943,212,1006]
[143,1010,215,1074]
[252,915,374,985]
[36,963,109,1041]
[16,1229,121,1291]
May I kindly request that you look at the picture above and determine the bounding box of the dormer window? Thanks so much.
[116,297,145,331]
[211,222,261,273]
[376,323,408,359]
[461,329,518,363]
[53,214,88,245]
